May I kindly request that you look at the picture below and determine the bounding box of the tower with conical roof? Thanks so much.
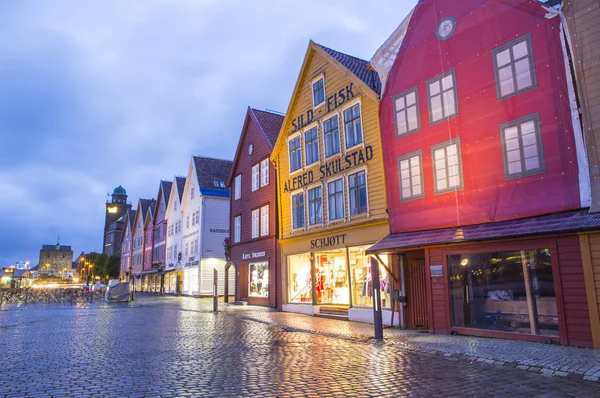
[103,186,132,254]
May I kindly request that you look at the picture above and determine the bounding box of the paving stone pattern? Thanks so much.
[0,296,599,397]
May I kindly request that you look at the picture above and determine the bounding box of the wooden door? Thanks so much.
[239,263,249,300]
[405,257,429,329]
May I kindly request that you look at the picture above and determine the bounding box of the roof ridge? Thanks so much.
[192,155,233,163]
[316,42,371,64]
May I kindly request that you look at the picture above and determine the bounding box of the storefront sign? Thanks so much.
[430,265,443,277]
[210,228,229,233]
[289,84,356,134]
[310,233,346,249]
[242,251,266,260]
[183,230,199,239]
[185,260,199,267]
[283,145,374,193]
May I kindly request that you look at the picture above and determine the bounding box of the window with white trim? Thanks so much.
[234,175,241,200]
[327,178,345,221]
[344,104,363,148]
[427,70,458,124]
[292,192,305,229]
[289,136,302,172]
[304,126,320,165]
[348,170,368,216]
[186,215,190,229]
[323,115,340,157]
[500,113,545,179]
[308,186,323,225]
[260,205,269,236]
[191,185,195,200]
[394,87,420,136]
[432,139,463,194]
[252,164,260,191]
[195,208,200,225]
[493,34,536,99]
[312,77,325,107]
[260,159,269,187]
[234,216,241,243]
[252,209,260,238]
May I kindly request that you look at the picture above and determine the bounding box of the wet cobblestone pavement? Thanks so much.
[2,296,600,397]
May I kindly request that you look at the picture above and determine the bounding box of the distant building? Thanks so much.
[39,241,73,277]
[103,186,132,254]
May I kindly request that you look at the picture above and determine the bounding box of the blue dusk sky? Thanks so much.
[0,0,417,266]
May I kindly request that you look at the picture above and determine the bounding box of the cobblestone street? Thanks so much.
[2,296,600,397]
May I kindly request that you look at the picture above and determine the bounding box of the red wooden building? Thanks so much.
[369,0,596,347]
[141,199,156,291]
[227,107,284,308]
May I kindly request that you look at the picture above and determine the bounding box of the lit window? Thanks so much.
[398,151,424,201]
[252,164,260,192]
[344,104,363,148]
[327,178,345,221]
[234,175,241,200]
[348,170,368,216]
[260,205,269,236]
[260,159,269,187]
[292,192,305,229]
[493,34,536,99]
[394,87,420,136]
[234,216,241,243]
[308,186,323,225]
[252,209,260,238]
[289,136,302,172]
[312,77,325,107]
[431,139,463,194]
[304,126,320,165]
[500,113,545,179]
[323,115,340,157]
[427,70,458,124]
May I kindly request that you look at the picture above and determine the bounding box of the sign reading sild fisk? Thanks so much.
[283,145,374,193]
[289,84,356,134]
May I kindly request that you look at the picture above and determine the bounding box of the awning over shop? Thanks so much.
[367,209,600,254]
[140,270,158,275]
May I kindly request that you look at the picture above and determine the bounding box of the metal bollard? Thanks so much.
[213,268,218,312]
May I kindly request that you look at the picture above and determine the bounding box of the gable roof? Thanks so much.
[121,209,137,243]
[153,180,173,220]
[144,200,156,227]
[228,107,285,186]
[192,156,233,197]
[161,180,173,205]
[175,176,186,202]
[271,40,381,159]
[318,43,381,95]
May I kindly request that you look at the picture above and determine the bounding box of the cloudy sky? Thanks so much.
[0,0,416,266]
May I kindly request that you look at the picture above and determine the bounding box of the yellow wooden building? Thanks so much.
[271,41,395,323]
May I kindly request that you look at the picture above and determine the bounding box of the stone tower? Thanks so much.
[103,186,132,253]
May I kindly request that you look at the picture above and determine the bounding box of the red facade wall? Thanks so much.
[229,110,280,308]
[153,188,167,264]
[381,0,580,234]
[143,222,154,271]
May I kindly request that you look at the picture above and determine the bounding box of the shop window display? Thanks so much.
[349,246,391,308]
[249,262,269,297]
[288,254,312,303]
[314,249,349,305]
[448,249,557,336]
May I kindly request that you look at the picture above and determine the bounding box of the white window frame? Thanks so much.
[346,167,369,218]
[291,191,305,231]
[493,33,537,100]
[234,216,241,243]
[304,125,320,166]
[260,205,269,236]
[251,209,260,239]
[307,184,324,227]
[499,113,545,180]
[427,69,459,125]
[288,134,303,174]
[312,74,326,108]
[260,159,269,187]
[398,151,425,202]
[234,174,241,200]
[326,177,345,222]
[431,138,464,195]
[191,184,195,200]
[252,164,260,192]
[393,87,420,137]
[342,101,364,150]
[322,114,341,159]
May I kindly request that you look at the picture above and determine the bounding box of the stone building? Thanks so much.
[39,241,73,277]
[103,186,132,254]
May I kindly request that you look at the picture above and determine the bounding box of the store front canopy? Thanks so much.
[367,209,600,254]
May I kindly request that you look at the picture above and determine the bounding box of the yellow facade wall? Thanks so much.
[272,43,389,244]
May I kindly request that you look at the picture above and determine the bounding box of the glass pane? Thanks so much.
[434,148,445,161]
[407,106,418,131]
[448,175,460,187]
[508,161,523,174]
[349,247,391,308]
[406,92,416,106]
[396,110,407,135]
[515,59,533,90]
[523,144,538,159]
[512,40,529,59]
[437,178,447,190]
[499,66,515,96]
[507,149,521,163]
[443,90,456,117]
[412,184,422,196]
[395,96,406,110]
[496,48,511,67]
[249,262,269,297]
[402,187,412,198]
[431,95,443,122]
[316,249,349,305]
[288,254,312,303]
[505,137,520,151]
[525,156,540,171]
[522,131,537,147]
[442,75,454,90]
[520,121,535,135]
[504,126,519,140]
[429,80,441,96]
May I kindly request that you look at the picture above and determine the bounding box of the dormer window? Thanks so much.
[312,76,325,107]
